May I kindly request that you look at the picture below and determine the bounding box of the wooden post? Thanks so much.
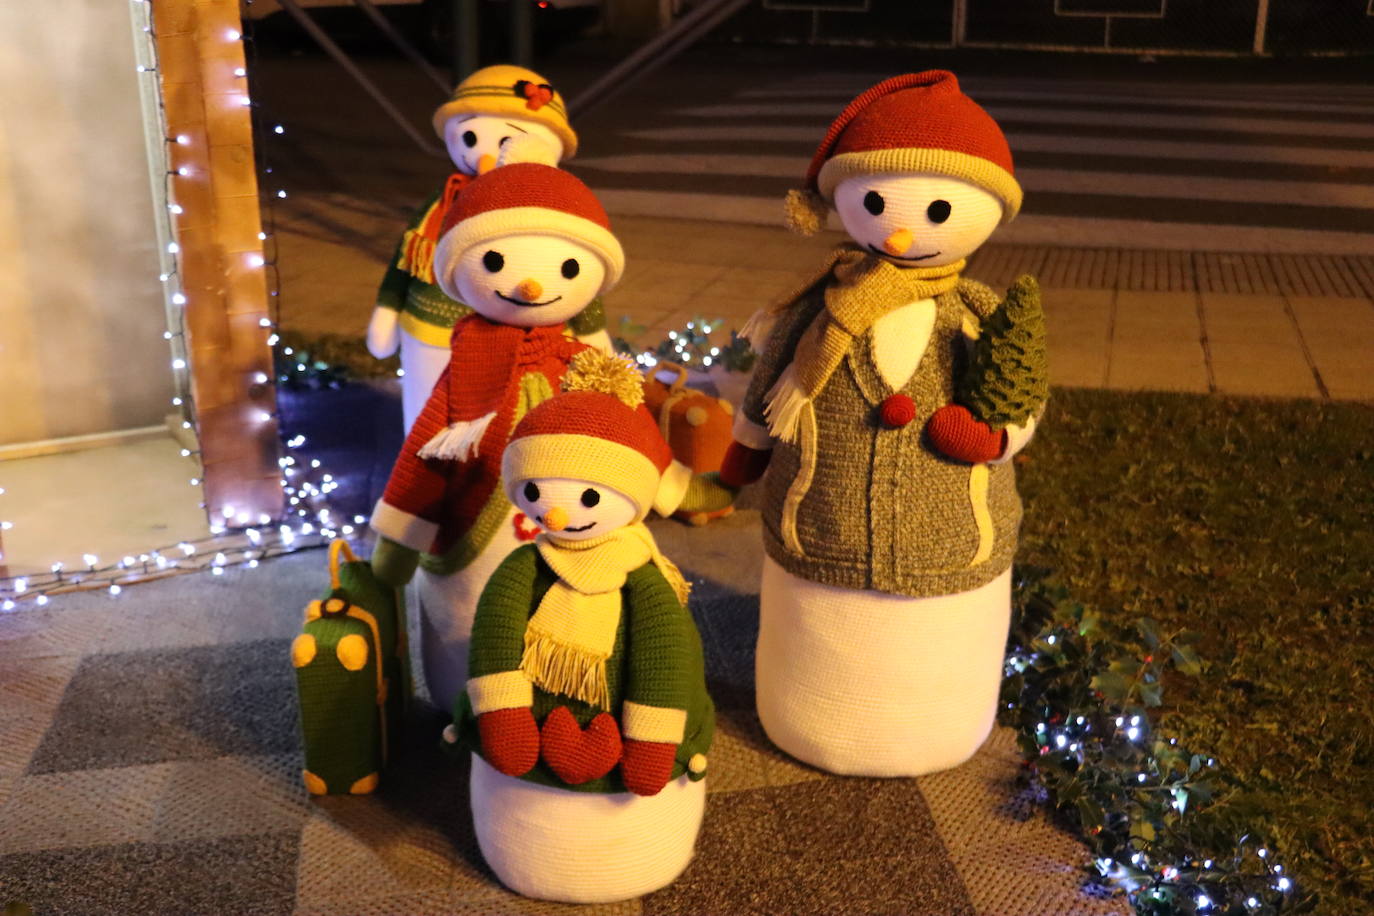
[154,0,282,529]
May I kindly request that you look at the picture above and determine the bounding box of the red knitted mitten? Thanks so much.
[477,707,540,777]
[719,440,771,488]
[926,404,1007,464]
[620,739,678,796]
[539,707,623,785]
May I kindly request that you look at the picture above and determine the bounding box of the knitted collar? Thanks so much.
[519,523,690,709]
[764,246,964,442]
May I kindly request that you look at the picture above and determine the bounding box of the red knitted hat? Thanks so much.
[784,71,1022,234]
[433,138,625,293]
[501,352,686,519]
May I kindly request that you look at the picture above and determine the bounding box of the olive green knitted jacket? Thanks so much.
[741,261,1024,599]
[452,544,715,793]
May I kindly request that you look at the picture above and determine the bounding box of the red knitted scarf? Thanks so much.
[431,316,586,554]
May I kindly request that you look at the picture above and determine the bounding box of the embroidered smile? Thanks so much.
[868,244,940,262]
[544,518,596,532]
[496,291,564,307]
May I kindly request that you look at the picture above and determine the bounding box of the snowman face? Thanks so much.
[442,114,562,175]
[452,233,606,327]
[512,477,638,540]
[834,173,1003,268]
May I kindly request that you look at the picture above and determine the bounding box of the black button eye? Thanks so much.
[927,199,951,223]
[561,258,580,279]
[863,191,885,215]
[580,488,600,508]
[483,250,504,272]
[462,130,477,148]
[499,136,512,146]
[522,481,540,502]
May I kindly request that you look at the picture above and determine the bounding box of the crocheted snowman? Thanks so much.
[443,350,714,904]
[366,64,611,431]
[369,141,691,714]
[722,71,1046,777]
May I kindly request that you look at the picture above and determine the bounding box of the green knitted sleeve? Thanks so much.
[622,563,696,713]
[568,296,607,335]
[375,189,443,310]
[468,544,541,678]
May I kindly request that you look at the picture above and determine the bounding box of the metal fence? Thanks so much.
[726,0,1374,55]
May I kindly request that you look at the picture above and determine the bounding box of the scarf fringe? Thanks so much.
[764,363,809,444]
[738,308,775,346]
[520,632,610,710]
[417,412,496,461]
[396,229,436,285]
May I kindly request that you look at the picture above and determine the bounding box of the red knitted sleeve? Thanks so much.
[379,364,454,533]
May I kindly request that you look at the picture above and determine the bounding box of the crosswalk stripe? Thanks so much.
[595,189,1374,256]
[622,124,1374,166]
[670,103,1374,139]
[739,87,1374,115]
[576,154,1374,209]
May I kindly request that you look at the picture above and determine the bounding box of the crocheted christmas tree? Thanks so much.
[958,274,1048,430]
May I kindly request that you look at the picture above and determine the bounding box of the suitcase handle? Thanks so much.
[646,360,689,393]
[328,539,360,589]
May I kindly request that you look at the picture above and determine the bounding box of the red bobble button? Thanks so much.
[879,394,916,428]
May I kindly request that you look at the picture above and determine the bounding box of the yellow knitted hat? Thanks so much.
[431,64,577,159]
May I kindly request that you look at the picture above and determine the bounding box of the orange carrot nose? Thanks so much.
[542,506,568,531]
[515,278,543,302]
[476,153,497,175]
[882,228,914,256]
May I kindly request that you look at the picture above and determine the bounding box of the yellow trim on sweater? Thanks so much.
[398,310,457,348]
[467,670,535,714]
[967,464,995,567]
[818,147,1023,223]
[622,700,687,744]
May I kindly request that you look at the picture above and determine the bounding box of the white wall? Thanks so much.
[0,1,174,445]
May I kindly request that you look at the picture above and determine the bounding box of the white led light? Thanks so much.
[167,242,179,254]
[259,317,273,328]
[396,368,405,377]
[176,134,190,145]
[190,477,200,486]
[214,552,227,565]
[276,189,287,199]
[172,358,186,369]
[83,553,98,566]
[234,67,247,77]
[258,232,267,241]
[248,254,265,268]
[1127,726,1140,740]
[256,410,272,423]
[180,543,196,556]
[14,578,27,593]
[169,203,183,215]
[177,166,191,177]
[1277,878,1290,891]
[109,584,122,596]
[172,292,187,305]
[226,28,241,40]
[1196,894,1211,909]
[253,371,268,384]
[1258,848,1268,859]
[212,566,224,576]
[273,125,284,134]
[1,600,13,612]
[51,562,63,573]
[36,595,49,606]
[163,331,173,340]
[172,397,182,406]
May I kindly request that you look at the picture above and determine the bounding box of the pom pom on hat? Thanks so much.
[562,350,645,408]
[783,188,828,237]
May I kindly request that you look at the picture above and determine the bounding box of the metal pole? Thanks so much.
[511,0,533,68]
[454,0,479,82]
[1252,0,1270,56]
[568,0,750,117]
[275,0,445,156]
[349,0,451,94]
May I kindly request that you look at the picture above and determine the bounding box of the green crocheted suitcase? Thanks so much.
[292,540,409,795]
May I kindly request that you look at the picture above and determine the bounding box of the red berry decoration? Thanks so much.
[879,394,917,428]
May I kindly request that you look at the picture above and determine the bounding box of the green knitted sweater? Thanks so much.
[451,543,715,793]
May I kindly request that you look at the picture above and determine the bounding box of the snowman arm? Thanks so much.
[567,296,608,336]
[956,277,1001,321]
[468,546,541,687]
[374,364,458,547]
[622,564,694,743]
[990,413,1039,465]
[739,288,828,433]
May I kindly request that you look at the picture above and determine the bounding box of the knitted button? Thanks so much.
[688,753,708,774]
[879,394,916,428]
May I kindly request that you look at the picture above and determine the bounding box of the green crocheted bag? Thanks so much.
[292,540,409,795]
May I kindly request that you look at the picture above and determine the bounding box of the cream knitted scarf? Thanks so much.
[765,247,964,443]
[520,523,691,709]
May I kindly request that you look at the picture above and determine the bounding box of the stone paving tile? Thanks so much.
[1199,293,1300,345]
[1107,353,1210,394]
[1050,345,1110,389]
[1209,341,1320,399]
[1113,291,1201,337]
[1319,365,1374,402]
[1285,295,1374,333]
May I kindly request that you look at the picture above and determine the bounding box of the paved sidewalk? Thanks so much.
[276,202,1374,402]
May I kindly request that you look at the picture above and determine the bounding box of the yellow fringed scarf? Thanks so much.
[765,247,964,443]
[521,523,690,709]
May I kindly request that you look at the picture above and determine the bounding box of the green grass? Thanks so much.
[1017,389,1374,915]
